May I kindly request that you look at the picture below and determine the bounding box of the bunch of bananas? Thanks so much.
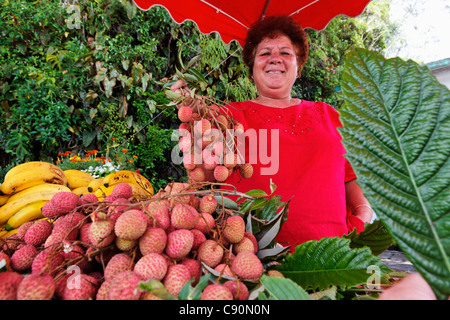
[95,170,154,200]
[0,164,154,236]
[0,162,72,234]
[63,169,95,196]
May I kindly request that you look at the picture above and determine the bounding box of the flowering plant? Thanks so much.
[56,144,138,178]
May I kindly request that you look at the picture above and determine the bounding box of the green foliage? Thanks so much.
[344,220,395,256]
[0,0,201,181]
[339,47,450,299]
[258,275,311,300]
[275,237,391,291]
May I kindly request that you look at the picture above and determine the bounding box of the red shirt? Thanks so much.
[224,100,364,249]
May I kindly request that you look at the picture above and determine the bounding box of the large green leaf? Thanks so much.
[258,275,311,300]
[338,47,450,299]
[275,237,391,291]
[345,220,395,256]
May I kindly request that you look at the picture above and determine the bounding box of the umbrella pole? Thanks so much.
[260,0,271,20]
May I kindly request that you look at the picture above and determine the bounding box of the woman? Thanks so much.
[225,15,373,249]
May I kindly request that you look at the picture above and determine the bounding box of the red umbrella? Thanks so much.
[132,0,372,47]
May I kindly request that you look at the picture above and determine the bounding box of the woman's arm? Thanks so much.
[345,179,373,224]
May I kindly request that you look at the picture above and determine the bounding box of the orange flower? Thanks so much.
[111,138,118,141]
[128,160,134,163]
[122,149,128,154]
[132,155,138,159]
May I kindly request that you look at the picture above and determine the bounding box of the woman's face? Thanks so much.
[252,34,299,100]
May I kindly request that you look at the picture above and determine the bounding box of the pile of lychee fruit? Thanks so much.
[171,79,254,183]
[0,181,279,300]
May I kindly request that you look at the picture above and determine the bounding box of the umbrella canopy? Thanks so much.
[132,0,372,47]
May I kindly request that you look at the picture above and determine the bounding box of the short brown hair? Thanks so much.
[243,15,309,77]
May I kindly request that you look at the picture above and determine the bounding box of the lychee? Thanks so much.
[178,135,192,153]
[179,122,191,136]
[16,274,55,300]
[89,217,116,248]
[223,215,245,244]
[199,194,217,214]
[139,227,167,256]
[224,153,237,169]
[134,253,168,281]
[194,118,212,136]
[96,279,112,300]
[195,212,215,234]
[197,239,224,268]
[243,232,258,254]
[165,182,190,205]
[165,229,194,260]
[78,222,92,246]
[10,244,37,272]
[41,200,64,219]
[190,229,206,250]
[170,204,199,230]
[104,253,134,282]
[188,167,205,182]
[180,258,202,286]
[108,270,143,300]
[163,264,192,297]
[16,221,34,240]
[62,273,98,300]
[45,219,78,247]
[114,209,148,240]
[182,153,196,171]
[214,263,234,278]
[200,284,233,300]
[234,122,244,135]
[61,242,88,271]
[110,182,133,200]
[0,271,24,300]
[203,154,219,171]
[223,280,249,300]
[146,201,171,230]
[24,220,53,246]
[107,197,131,221]
[79,193,98,205]
[239,163,254,179]
[50,191,80,215]
[231,251,263,280]
[213,165,229,182]
[56,211,86,228]
[267,270,285,277]
[31,247,64,276]
[115,237,138,251]
[233,236,255,255]
[178,105,193,122]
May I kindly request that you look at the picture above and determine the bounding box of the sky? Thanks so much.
[386,0,450,63]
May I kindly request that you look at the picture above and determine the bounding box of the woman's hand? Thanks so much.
[345,179,373,224]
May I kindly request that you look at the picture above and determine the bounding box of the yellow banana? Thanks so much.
[0,229,7,237]
[103,170,154,195]
[4,161,64,181]
[0,167,66,195]
[1,228,18,238]
[64,170,94,189]
[0,194,10,206]
[5,200,47,231]
[72,186,90,197]
[0,191,62,225]
[87,177,104,193]
[6,183,71,204]
[129,182,153,199]
[94,184,115,200]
